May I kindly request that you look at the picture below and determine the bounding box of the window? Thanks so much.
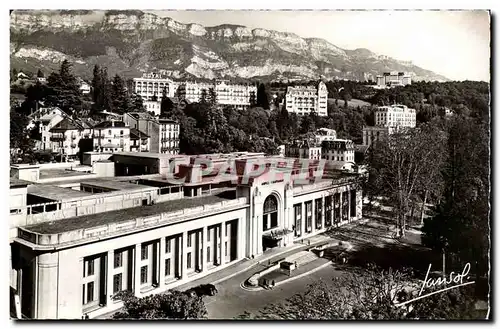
[225,242,228,256]
[166,239,171,253]
[187,234,192,247]
[140,266,148,284]
[113,273,122,293]
[165,259,171,276]
[114,252,123,268]
[225,224,229,237]
[108,130,112,135]
[141,245,148,260]
[86,259,94,277]
[86,282,94,303]
[120,130,124,135]
[207,231,211,242]
[187,252,192,269]
[207,247,211,262]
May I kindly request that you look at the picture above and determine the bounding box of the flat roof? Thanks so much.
[79,179,156,191]
[24,191,239,234]
[39,169,94,180]
[10,178,31,188]
[28,184,92,201]
[113,152,184,160]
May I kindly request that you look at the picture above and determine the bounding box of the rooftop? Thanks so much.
[130,128,150,139]
[94,120,127,129]
[49,118,83,132]
[23,190,239,234]
[39,169,93,180]
[113,151,183,160]
[10,178,31,188]
[28,184,92,201]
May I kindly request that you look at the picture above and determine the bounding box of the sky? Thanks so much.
[149,10,490,82]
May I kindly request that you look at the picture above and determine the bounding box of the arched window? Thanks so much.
[263,195,279,231]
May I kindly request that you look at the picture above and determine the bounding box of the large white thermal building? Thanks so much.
[285,81,328,117]
[9,152,363,319]
[362,104,416,146]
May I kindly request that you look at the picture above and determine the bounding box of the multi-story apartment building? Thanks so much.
[375,104,416,128]
[133,73,175,101]
[176,80,257,109]
[93,121,131,153]
[123,112,160,153]
[159,119,180,155]
[362,104,416,146]
[9,152,363,319]
[376,72,412,88]
[285,81,328,117]
[285,140,322,160]
[37,108,67,151]
[49,118,93,160]
[321,139,356,171]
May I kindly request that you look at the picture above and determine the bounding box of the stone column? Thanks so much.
[158,238,165,289]
[220,222,226,266]
[321,196,326,229]
[347,189,351,222]
[106,250,114,305]
[202,226,207,272]
[301,203,306,237]
[339,192,343,224]
[181,232,187,279]
[36,252,59,319]
[134,244,141,297]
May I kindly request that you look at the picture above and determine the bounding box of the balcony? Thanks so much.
[50,135,65,141]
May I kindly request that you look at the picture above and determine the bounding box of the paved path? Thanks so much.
[206,262,345,319]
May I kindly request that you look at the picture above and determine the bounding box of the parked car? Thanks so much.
[185,284,218,297]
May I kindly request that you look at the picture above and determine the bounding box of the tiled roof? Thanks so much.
[130,128,149,139]
[94,121,127,128]
[49,118,83,132]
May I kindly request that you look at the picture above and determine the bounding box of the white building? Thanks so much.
[321,139,356,171]
[159,119,180,155]
[362,104,416,146]
[92,121,131,153]
[376,72,412,88]
[213,80,257,109]
[79,81,91,94]
[9,153,363,319]
[375,104,416,128]
[133,73,175,101]
[144,101,161,116]
[37,108,67,151]
[285,81,328,117]
[314,128,337,145]
[49,118,93,160]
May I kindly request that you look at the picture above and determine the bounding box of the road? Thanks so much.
[205,262,344,319]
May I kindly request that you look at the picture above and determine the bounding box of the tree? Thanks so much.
[36,69,44,78]
[422,116,489,277]
[236,265,481,320]
[161,87,175,117]
[208,87,217,107]
[368,124,447,236]
[130,93,145,112]
[10,107,35,164]
[111,74,130,114]
[44,60,83,115]
[249,90,256,107]
[112,290,207,319]
[256,83,270,109]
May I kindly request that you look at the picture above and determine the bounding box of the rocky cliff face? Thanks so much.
[10,10,448,82]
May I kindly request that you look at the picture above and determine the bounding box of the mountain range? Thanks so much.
[10,10,449,82]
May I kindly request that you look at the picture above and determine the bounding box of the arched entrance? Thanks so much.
[262,195,280,251]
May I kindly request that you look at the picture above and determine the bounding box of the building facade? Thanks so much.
[38,108,67,151]
[321,139,356,171]
[123,112,160,153]
[375,72,412,88]
[49,119,92,160]
[159,119,180,155]
[314,128,337,145]
[362,104,415,146]
[143,101,162,116]
[93,121,131,153]
[375,105,416,128]
[9,153,363,319]
[133,73,175,101]
[285,81,328,117]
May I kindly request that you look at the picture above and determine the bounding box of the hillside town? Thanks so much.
[9,10,490,321]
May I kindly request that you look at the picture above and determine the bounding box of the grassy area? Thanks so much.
[328,98,372,107]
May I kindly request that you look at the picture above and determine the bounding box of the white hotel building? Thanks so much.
[9,152,363,319]
[133,73,175,101]
[362,104,416,146]
[285,81,328,117]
